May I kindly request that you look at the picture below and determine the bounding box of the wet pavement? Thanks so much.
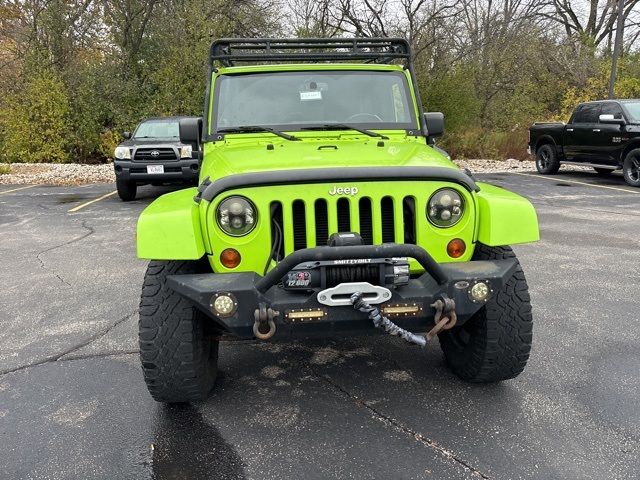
[1,169,639,479]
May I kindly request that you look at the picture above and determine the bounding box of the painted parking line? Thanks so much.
[0,185,36,195]
[68,190,118,212]
[511,172,640,195]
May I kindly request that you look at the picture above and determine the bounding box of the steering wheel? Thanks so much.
[345,113,383,122]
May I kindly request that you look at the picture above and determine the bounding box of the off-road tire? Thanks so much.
[535,144,560,174]
[622,149,640,187]
[139,260,219,403]
[439,244,533,382]
[116,179,137,201]
[593,167,613,175]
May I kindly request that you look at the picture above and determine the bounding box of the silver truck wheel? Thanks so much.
[535,144,560,175]
[623,149,640,187]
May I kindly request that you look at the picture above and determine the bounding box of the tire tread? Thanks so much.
[139,260,218,403]
[439,244,533,382]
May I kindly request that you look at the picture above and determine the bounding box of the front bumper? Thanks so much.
[114,159,200,183]
[167,244,518,339]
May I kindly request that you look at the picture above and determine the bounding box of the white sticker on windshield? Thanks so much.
[300,91,322,101]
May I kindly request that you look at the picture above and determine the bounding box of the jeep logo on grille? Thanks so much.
[150,150,160,157]
[328,186,358,196]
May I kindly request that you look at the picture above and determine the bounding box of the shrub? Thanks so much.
[442,128,529,160]
[1,70,69,163]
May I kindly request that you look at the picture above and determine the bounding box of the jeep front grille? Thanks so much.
[270,196,417,256]
[133,147,177,161]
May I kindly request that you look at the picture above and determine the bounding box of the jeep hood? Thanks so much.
[200,137,457,181]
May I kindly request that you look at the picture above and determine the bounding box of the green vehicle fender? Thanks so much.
[474,182,539,246]
[137,188,207,260]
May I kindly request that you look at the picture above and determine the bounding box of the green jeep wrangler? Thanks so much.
[136,38,539,403]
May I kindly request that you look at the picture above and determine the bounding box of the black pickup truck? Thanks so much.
[113,117,202,201]
[529,100,640,186]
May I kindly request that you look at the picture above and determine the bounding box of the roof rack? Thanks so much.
[209,38,411,68]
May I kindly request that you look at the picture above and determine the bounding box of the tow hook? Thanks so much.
[253,302,277,340]
[426,295,457,340]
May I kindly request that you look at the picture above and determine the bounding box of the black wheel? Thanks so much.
[439,244,533,382]
[139,260,219,403]
[535,144,560,174]
[116,179,137,201]
[622,149,640,187]
[593,167,614,175]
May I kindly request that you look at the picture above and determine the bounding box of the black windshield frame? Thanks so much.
[210,70,419,137]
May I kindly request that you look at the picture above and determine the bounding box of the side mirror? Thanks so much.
[424,112,444,138]
[599,114,625,124]
[179,117,203,148]
[122,131,131,139]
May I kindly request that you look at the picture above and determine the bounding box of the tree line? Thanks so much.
[0,0,639,163]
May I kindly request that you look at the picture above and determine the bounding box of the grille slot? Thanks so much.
[270,202,285,262]
[380,196,395,243]
[359,198,373,245]
[292,200,307,251]
[337,198,351,232]
[133,147,177,161]
[403,197,416,244]
[315,199,329,246]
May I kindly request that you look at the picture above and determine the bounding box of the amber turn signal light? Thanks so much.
[447,238,466,258]
[220,248,241,268]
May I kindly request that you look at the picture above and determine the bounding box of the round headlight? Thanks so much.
[114,146,131,160]
[216,196,257,236]
[427,189,464,227]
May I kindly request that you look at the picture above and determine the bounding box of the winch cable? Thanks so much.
[349,292,457,347]
[263,219,283,276]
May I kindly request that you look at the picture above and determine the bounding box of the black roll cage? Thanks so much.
[202,38,428,140]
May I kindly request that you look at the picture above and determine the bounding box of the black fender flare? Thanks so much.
[620,140,640,166]
[531,135,564,159]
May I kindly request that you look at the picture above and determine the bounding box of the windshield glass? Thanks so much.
[623,101,640,122]
[134,120,179,139]
[213,71,417,131]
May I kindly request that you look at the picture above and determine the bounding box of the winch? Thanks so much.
[280,232,410,291]
[281,257,410,291]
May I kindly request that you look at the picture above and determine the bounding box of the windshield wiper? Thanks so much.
[301,124,388,139]
[217,126,299,141]
[135,136,175,139]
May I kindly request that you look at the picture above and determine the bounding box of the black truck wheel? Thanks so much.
[139,260,219,403]
[622,149,640,187]
[116,179,137,201]
[439,244,533,382]
[535,144,560,174]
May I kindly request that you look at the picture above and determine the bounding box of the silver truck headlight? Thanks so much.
[427,188,464,227]
[114,146,131,160]
[216,196,257,236]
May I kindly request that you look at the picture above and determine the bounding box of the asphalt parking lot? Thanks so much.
[1,169,639,480]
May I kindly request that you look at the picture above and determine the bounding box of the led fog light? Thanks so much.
[210,292,237,317]
[469,281,491,303]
